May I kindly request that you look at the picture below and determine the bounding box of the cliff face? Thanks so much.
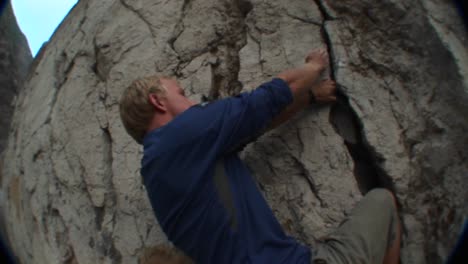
[0,1,32,262]
[0,1,32,154]
[1,0,467,263]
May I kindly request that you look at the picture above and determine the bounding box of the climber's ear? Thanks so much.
[149,93,167,113]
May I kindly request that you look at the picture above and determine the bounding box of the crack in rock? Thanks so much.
[313,1,396,194]
[207,0,253,99]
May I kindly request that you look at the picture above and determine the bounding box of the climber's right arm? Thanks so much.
[269,52,336,129]
[268,63,324,129]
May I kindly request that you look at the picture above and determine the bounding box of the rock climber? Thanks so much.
[119,49,401,264]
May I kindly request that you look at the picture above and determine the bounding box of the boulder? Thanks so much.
[0,1,32,153]
[1,0,467,263]
[0,1,32,258]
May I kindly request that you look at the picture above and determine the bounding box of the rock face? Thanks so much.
[1,0,467,263]
[0,1,32,255]
[0,1,32,154]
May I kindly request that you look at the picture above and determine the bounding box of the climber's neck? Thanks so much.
[146,113,174,133]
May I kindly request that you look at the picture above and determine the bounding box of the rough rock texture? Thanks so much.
[0,0,32,252]
[0,1,32,154]
[1,0,467,263]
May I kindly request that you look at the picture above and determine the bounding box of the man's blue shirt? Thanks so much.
[141,78,311,263]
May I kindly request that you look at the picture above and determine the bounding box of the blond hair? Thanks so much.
[139,245,194,264]
[119,75,168,144]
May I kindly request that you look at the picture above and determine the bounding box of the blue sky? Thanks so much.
[11,0,78,57]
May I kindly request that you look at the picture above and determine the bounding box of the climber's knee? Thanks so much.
[365,188,397,210]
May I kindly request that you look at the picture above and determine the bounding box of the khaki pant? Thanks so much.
[312,189,399,264]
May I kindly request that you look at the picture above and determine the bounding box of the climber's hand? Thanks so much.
[310,79,337,103]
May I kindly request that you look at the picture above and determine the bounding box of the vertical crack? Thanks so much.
[314,0,335,21]
[92,39,107,82]
[96,126,121,264]
[313,0,337,81]
[207,0,253,100]
[97,125,117,221]
[94,206,105,231]
[168,0,194,78]
[99,230,122,264]
[314,0,396,194]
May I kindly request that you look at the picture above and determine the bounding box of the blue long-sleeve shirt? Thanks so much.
[141,78,311,263]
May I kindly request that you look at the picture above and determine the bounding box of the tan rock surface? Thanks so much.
[1,0,467,263]
[0,1,32,153]
[0,3,32,262]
